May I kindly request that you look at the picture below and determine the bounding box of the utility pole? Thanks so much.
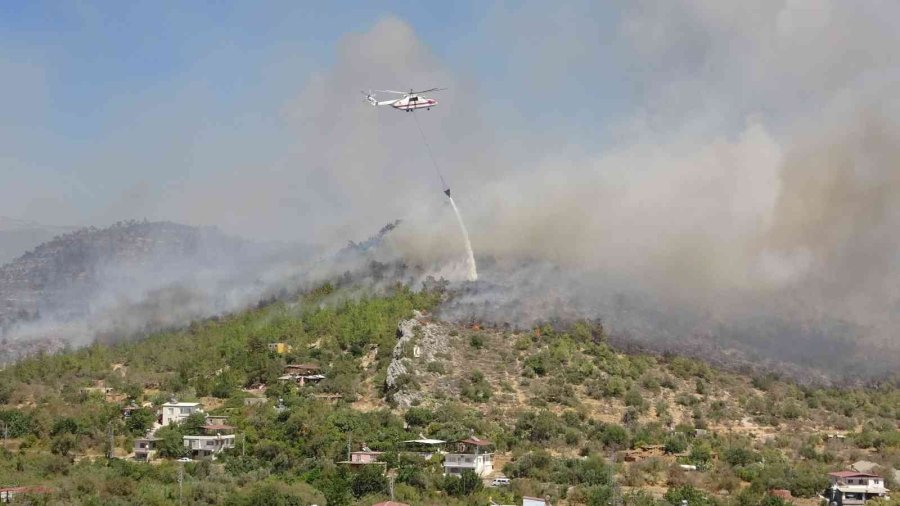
[242,433,245,457]
[347,432,352,461]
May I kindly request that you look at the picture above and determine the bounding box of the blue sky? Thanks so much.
[0,1,640,230]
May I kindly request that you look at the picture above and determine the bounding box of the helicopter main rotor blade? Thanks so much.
[374,90,409,95]
[410,87,446,94]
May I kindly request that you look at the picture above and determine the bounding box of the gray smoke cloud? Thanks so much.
[386,1,900,380]
[4,2,900,381]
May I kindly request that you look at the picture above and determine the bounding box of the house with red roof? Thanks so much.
[825,470,889,505]
[443,436,494,477]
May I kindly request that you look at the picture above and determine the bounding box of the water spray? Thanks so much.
[412,111,478,281]
[448,196,478,281]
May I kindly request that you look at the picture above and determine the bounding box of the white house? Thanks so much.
[825,471,889,505]
[443,437,494,477]
[183,434,236,458]
[161,401,202,426]
[523,498,548,506]
[183,424,236,459]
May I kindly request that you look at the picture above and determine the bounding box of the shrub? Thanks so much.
[443,469,483,496]
[524,352,551,376]
[600,424,628,448]
[688,442,712,466]
[405,407,435,427]
[426,361,446,374]
[641,374,661,392]
[722,446,759,467]
[624,387,646,411]
[351,464,388,498]
[664,434,688,454]
[664,484,717,506]
[460,370,492,403]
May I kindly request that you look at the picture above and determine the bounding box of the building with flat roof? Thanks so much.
[160,401,202,426]
[134,437,161,461]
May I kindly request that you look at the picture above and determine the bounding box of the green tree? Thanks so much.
[351,464,388,498]
[126,408,156,436]
[51,433,78,457]
[723,446,759,467]
[155,426,187,458]
[181,412,208,435]
[458,469,483,496]
[404,407,435,427]
[601,424,628,448]
[50,417,79,437]
[664,434,688,454]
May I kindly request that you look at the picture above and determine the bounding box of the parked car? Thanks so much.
[177,457,192,463]
[490,477,510,487]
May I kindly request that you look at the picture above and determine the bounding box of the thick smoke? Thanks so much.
[0,221,427,363]
[3,3,900,381]
[385,2,900,381]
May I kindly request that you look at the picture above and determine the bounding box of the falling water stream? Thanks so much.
[448,196,478,281]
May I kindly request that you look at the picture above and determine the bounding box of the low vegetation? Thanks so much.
[1,282,900,505]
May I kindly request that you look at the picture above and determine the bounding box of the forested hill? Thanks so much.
[1,282,900,505]
[0,220,245,326]
[0,221,253,363]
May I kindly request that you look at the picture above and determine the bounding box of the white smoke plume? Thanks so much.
[3,3,900,381]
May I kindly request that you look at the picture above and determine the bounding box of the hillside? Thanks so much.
[1,282,899,505]
[0,221,252,363]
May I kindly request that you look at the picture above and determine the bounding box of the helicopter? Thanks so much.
[363,88,445,111]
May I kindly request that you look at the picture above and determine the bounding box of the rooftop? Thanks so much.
[459,437,492,446]
[829,471,882,479]
[161,401,201,407]
[403,438,446,445]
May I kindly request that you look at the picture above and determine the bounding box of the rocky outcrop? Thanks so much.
[385,310,452,408]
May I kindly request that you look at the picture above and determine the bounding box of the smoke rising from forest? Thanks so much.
[378,1,900,380]
[3,2,900,380]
